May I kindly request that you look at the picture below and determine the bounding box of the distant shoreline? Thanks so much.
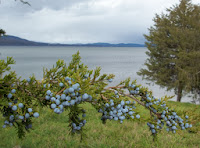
[0,35,145,47]
[0,45,146,47]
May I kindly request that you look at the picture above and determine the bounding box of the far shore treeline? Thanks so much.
[0,35,145,47]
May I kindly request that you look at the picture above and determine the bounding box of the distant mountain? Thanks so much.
[0,35,145,47]
[0,35,49,46]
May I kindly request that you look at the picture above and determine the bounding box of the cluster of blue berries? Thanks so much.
[71,119,87,133]
[45,77,92,114]
[164,113,192,133]
[147,121,164,134]
[143,94,163,114]
[98,93,140,124]
[128,84,140,95]
[127,83,192,135]
[3,82,39,129]
[144,94,193,134]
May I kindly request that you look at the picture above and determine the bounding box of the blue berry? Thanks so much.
[65,77,71,81]
[82,93,88,100]
[66,96,71,101]
[68,87,74,93]
[71,93,76,97]
[121,100,125,106]
[46,90,51,95]
[136,114,140,119]
[28,124,32,129]
[18,103,24,108]
[8,102,12,107]
[70,100,75,105]
[55,99,60,105]
[131,84,135,88]
[59,83,64,87]
[161,115,165,118]
[83,120,86,124]
[28,108,33,112]
[51,97,56,102]
[172,126,176,130]
[9,115,14,121]
[19,115,24,120]
[151,124,155,128]
[33,112,39,118]
[25,113,30,119]
[7,93,12,99]
[128,111,133,115]
[12,105,17,111]
[72,84,79,90]
[4,120,9,125]
[151,129,156,134]
[45,95,50,100]
[130,90,134,94]
[11,89,16,94]
[108,79,113,82]
[59,105,64,109]
[51,104,56,109]
[61,94,66,100]
[185,123,189,128]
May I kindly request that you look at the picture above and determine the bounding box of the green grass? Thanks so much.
[0,101,200,148]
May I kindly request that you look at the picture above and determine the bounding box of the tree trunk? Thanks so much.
[177,83,183,102]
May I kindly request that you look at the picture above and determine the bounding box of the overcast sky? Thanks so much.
[0,0,199,44]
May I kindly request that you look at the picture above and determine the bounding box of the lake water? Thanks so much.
[0,46,198,104]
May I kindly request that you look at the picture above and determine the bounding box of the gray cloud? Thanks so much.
[0,0,199,44]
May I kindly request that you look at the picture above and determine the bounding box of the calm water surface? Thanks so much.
[0,46,198,104]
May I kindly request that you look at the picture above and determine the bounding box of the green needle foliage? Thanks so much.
[137,0,200,102]
[0,51,195,143]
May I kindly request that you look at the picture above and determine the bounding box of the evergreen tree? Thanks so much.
[137,0,200,102]
[0,29,5,37]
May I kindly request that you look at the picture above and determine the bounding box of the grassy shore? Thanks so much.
[0,101,200,148]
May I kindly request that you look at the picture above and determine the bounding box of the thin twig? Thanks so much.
[56,87,66,95]
[100,94,108,102]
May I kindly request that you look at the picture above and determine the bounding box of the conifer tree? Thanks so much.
[0,29,5,37]
[138,0,200,102]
